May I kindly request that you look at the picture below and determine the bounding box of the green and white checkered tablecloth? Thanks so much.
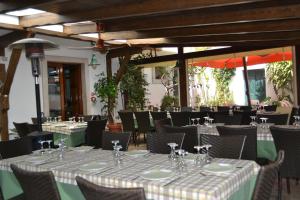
[0,149,259,200]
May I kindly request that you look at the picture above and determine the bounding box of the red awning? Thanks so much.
[192,52,292,68]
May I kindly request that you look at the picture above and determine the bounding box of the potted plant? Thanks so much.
[94,72,122,132]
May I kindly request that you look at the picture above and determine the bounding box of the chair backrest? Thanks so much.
[118,112,135,132]
[200,106,211,112]
[270,126,300,178]
[0,137,32,159]
[181,107,192,112]
[169,112,191,126]
[252,150,284,200]
[134,111,151,133]
[150,111,168,121]
[86,119,107,148]
[146,132,185,154]
[214,114,242,125]
[264,105,277,112]
[27,123,39,132]
[102,132,131,151]
[31,117,47,124]
[10,164,61,200]
[201,134,246,159]
[217,106,230,112]
[76,176,146,200]
[154,118,172,134]
[257,114,289,125]
[217,126,257,160]
[289,107,299,125]
[161,125,198,153]
[235,110,257,125]
[13,122,30,137]
[238,106,252,112]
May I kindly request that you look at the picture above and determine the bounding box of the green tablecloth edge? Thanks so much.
[257,140,277,161]
[53,132,85,147]
[0,169,256,200]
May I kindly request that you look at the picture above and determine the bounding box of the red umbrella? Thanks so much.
[192,51,292,68]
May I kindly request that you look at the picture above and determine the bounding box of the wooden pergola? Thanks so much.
[1,0,300,140]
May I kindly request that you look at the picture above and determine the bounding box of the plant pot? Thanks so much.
[107,123,122,133]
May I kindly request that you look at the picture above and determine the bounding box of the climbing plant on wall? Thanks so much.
[266,61,293,103]
[212,68,236,105]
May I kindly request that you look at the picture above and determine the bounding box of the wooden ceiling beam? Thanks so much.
[20,0,284,27]
[0,0,61,13]
[102,3,300,32]
[100,18,300,40]
[126,30,300,45]
[0,31,28,48]
[130,46,281,65]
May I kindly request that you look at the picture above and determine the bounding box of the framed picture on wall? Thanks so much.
[152,66,165,84]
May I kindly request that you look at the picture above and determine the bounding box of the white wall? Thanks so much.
[6,35,107,128]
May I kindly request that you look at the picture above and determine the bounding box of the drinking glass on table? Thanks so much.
[38,140,46,155]
[250,116,257,126]
[46,140,52,153]
[203,117,209,126]
[191,118,195,125]
[168,143,178,161]
[194,145,206,166]
[260,117,268,129]
[293,116,300,126]
[196,118,201,125]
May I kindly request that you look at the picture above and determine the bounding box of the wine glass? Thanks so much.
[203,117,209,126]
[191,118,195,125]
[46,140,52,153]
[196,118,200,125]
[38,140,46,155]
[203,144,212,163]
[194,146,205,166]
[168,143,178,161]
[260,117,268,129]
[293,116,300,126]
[250,116,257,126]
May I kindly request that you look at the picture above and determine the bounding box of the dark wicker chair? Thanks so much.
[201,134,246,159]
[0,137,32,159]
[27,124,39,133]
[154,118,172,134]
[217,126,257,161]
[264,105,277,112]
[270,126,300,194]
[238,106,252,112]
[76,176,146,200]
[217,106,230,113]
[214,113,242,125]
[134,111,154,143]
[10,164,61,200]
[289,107,300,125]
[102,131,131,151]
[161,125,198,153]
[150,111,168,121]
[257,114,289,125]
[169,112,191,126]
[146,132,185,154]
[118,111,137,144]
[31,117,47,124]
[200,106,211,112]
[85,119,107,148]
[234,110,257,125]
[190,112,209,125]
[13,122,30,137]
[181,107,192,112]
[252,150,285,200]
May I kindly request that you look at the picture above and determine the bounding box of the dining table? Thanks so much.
[0,148,259,200]
[196,124,300,161]
[42,121,87,147]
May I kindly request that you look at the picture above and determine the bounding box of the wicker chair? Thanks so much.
[200,106,211,112]
[85,119,107,148]
[146,132,185,154]
[150,111,168,121]
[289,107,300,125]
[264,105,277,112]
[118,111,137,144]
[169,112,191,126]
[201,134,246,159]
[217,106,230,113]
[217,126,257,161]
[102,132,131,151]
[252,150,285,200]
[270,126,300,194]
[76,176,146,200]
[161,125,198,153]
[31,117,47,124]
[13,122,30,137]
[154,118,172,134]
[0,137,32,159]
[181,106,192,112]
[10,164,61,200]
[134,111,154,143]
[234,110,257,125]
[257,114,289,125]
[214,113,242,125]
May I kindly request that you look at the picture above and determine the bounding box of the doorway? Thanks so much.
[47,62,83,120]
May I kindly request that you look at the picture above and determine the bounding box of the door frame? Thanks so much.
[41,55,88,117]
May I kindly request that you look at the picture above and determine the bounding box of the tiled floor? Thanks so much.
[128,142,300,200]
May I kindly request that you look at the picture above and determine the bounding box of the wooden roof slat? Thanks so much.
[19,0,277,28]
